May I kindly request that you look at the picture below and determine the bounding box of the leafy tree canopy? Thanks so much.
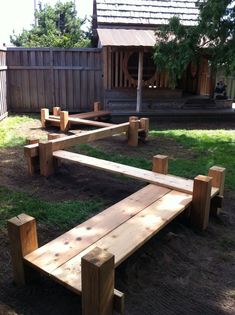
[10,1,91,48]
[153,0,235,88]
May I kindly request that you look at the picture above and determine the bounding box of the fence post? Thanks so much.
[39,141,54,176]
[208,166,226,215]
[127,116,139,147]
[152,155,168,174]
[41,108,49,128]
[60,111,69,132]
[7,213,38,286]
[82,247,114,315]
[190,175,212,230]
[25,138,40,175]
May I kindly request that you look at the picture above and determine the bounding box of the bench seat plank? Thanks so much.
[51,190,192,294]
[70,110,111,119]
[53,150,219,197]
[24,184,170,274]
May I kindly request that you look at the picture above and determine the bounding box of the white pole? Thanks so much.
[136,50,143,113]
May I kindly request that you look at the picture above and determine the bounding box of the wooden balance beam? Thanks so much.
[7,157,226,315]
[24,117,149,176]
[41,102,111,131]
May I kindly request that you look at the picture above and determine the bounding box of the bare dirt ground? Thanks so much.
[0,117,235,315]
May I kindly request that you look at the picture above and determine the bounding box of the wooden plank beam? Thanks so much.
[81,247,114,315]
[53,150,218,197]
[68,117,114,128]
[39,141,54,177]
[70,110,110,120]
[7,214,38,286]
[127,118,139,147]
[53,107,61,116]
[51,123,129,151]
[50,190,192,294]
[24,185,169,273]
[24,123,129,160]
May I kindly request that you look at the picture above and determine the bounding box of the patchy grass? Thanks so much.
[0,115,38,148]
[0,186,103,229]
[75,129,235,189]
[150,129,235,189]
[74,144,151,169]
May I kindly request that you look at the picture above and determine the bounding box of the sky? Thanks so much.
[0,0,93,45]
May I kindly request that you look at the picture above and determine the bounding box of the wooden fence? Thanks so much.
[0,47,7,120]
[7,48,103,113]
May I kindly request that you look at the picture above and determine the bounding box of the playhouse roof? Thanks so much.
[96,0,200,27]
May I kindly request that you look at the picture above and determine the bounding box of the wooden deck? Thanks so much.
[23,184,192,295]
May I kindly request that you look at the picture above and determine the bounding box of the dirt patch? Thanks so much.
[0,118,235,315]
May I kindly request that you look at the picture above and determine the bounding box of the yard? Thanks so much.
[0,115,235,315]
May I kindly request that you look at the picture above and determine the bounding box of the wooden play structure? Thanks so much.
[24,113,149,176]
[8,143,225,314]
[41,102,112,132]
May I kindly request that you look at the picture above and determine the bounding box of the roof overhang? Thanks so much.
[97,28,156,47]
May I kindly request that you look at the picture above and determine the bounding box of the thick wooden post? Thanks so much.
[136,51,143,113]
[94,102,102,112]
[208,166,226,215]
[39,141,54,177]
[41,108,49,128]
[47,133,61,140]
[25,139,40,175]
[139,118,149,141]
[7,213,38,286]
[190,175,212,230]
[152,155,168,174]
[53,106,61,116]
[60,111,69,132]
[82,247,114,315]
[127,117,139,147]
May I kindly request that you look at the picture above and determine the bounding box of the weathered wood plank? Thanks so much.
[50,190,192,293]
[70,110,110,119]
[24,185,170,273]
[53,150,219,197]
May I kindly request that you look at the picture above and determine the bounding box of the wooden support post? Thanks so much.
[60,111,69,132]
[136,50,143,113]
[25,138,39,175]
[7,213,38,286]
[41,108,49,128]
[47,133,61,140]
[208,166,226,215]
[190,175,212,230]
[82,247,114,315]
[94,102,102,112]
[152,155,168,174]
[128,117,139,147]
[53,106,61,116]
[139,117,149,141]
[39,141,54,177]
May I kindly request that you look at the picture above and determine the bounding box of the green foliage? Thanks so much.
[10,1,90,48]
[0,187,103,228]
[153,0,235,87]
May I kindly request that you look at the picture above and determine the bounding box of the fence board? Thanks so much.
[0,47,7,120]
[7,48,103,113]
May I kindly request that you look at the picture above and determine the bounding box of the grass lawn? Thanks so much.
[0,115,234,229]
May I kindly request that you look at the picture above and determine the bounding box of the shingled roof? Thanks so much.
[95,0,200,27]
